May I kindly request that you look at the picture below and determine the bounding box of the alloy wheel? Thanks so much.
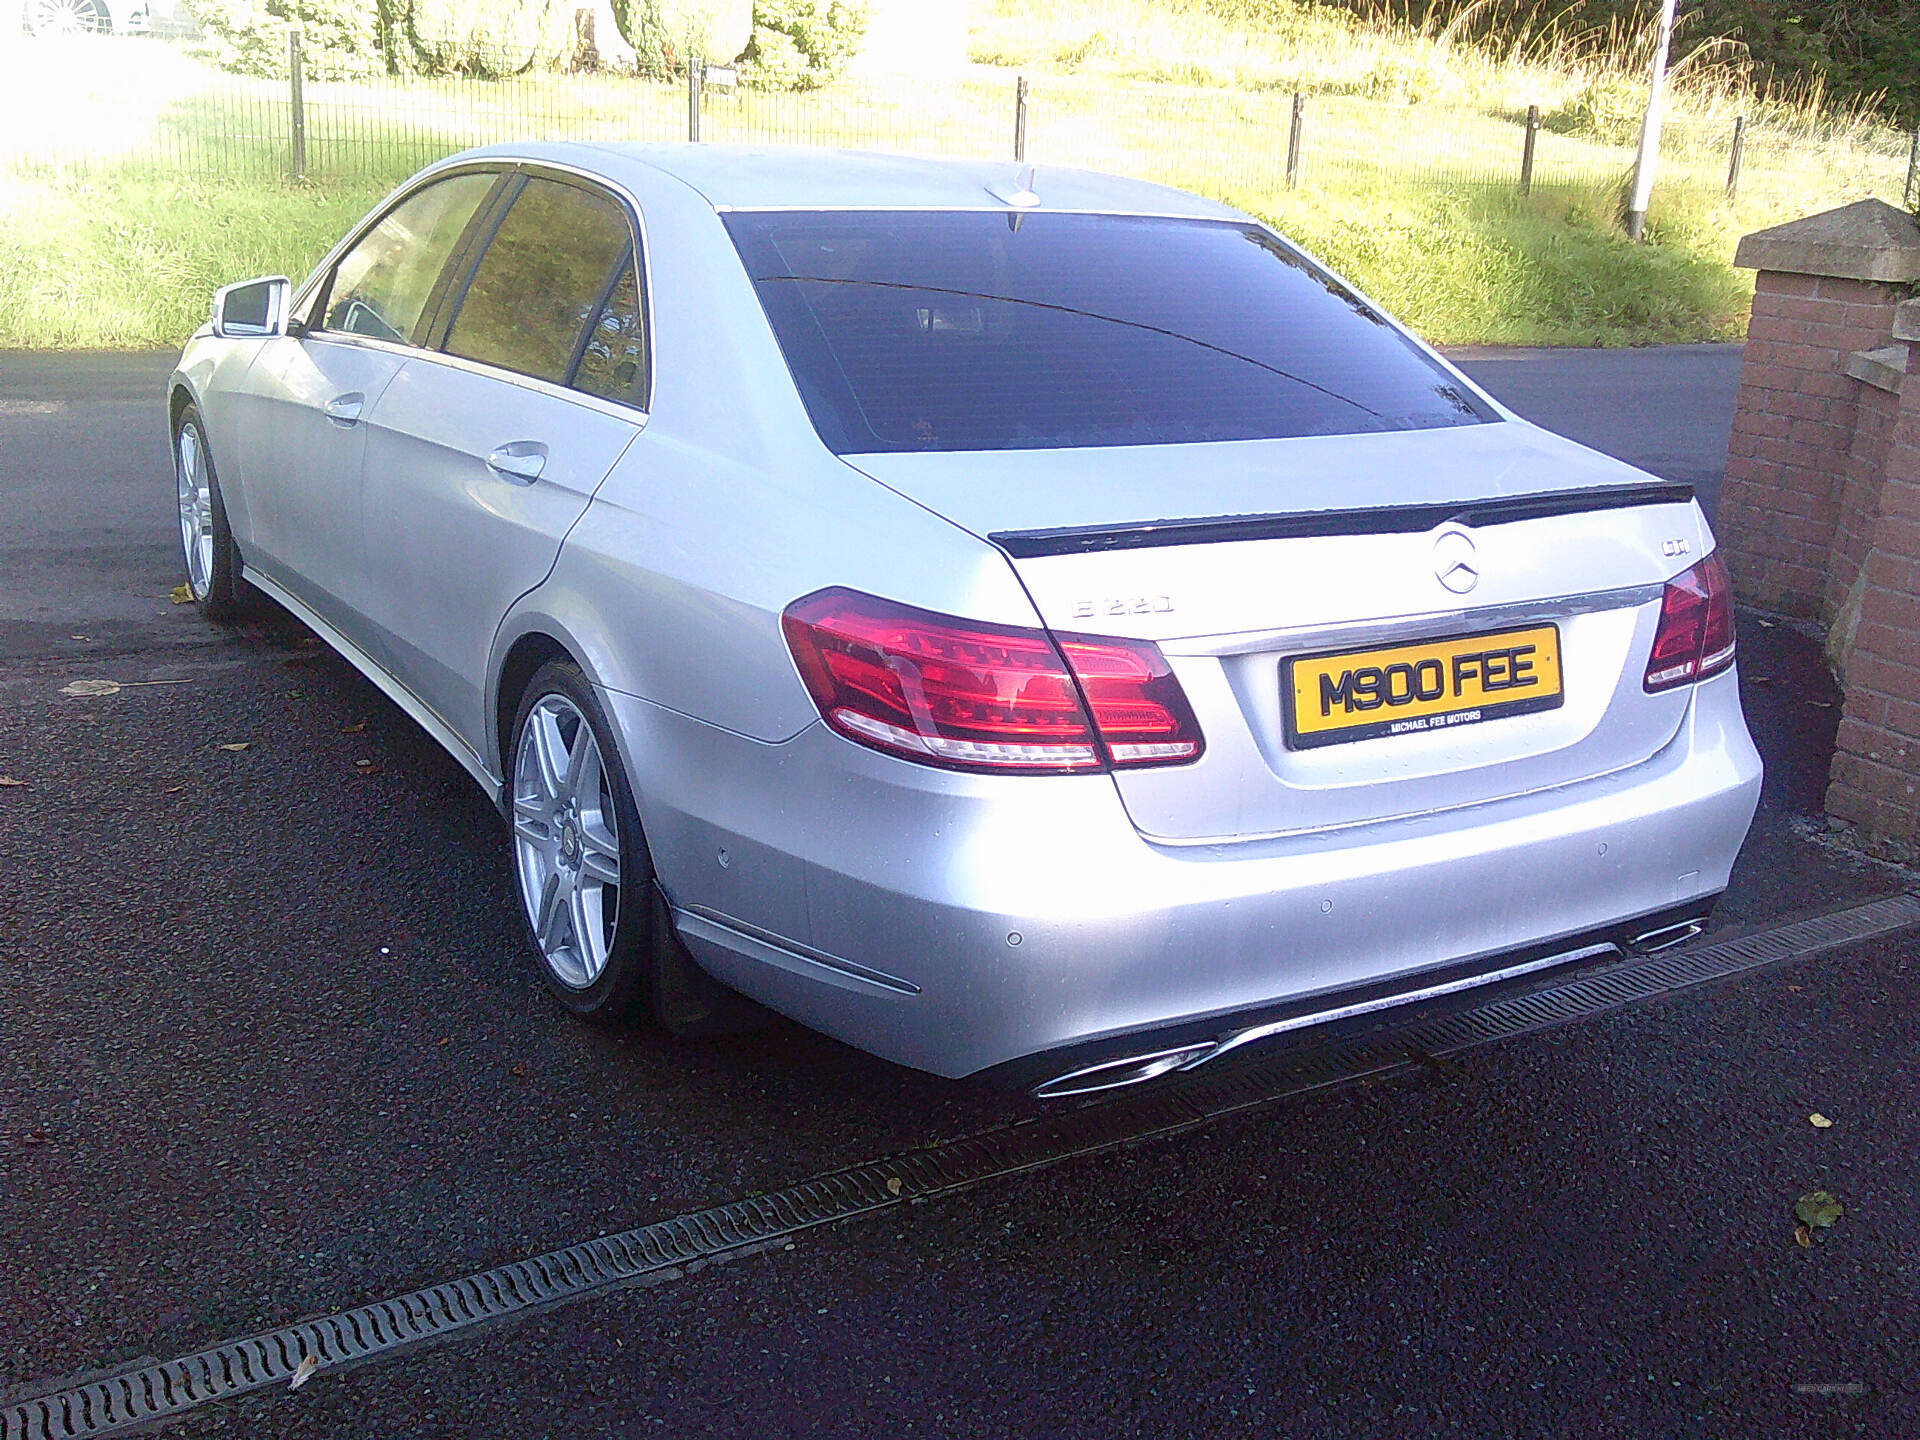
[27,0,105,34]
[176,423,214,601]
[512,694,622,989]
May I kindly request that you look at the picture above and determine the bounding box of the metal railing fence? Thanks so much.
[3,31,1914,217]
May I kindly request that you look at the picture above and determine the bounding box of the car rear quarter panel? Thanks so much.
[493,169,1037,756]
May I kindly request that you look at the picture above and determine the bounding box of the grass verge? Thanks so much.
[0,173,389,349]
[1243,179,1754,347]
[0,166,1754,351]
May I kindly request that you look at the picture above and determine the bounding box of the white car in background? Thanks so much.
[22,0,153,35]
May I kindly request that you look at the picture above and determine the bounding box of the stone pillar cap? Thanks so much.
[1734,198,1920,283]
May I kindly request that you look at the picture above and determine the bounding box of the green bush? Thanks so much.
[193,0,575,77]
[191,0,382,78]
[381,0,576,75]
[616,0,691,76]
[740,0,867,90]
[614,0,753,78]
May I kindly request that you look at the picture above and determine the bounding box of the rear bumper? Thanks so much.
[605,667,1762,1079]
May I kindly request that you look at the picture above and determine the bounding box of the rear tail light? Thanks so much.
[1644,552,1736,692]
[781,588,1204,774]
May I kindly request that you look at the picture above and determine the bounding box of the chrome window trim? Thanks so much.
[712,204,1242,218]
[290,152,659,419]
[298,326,652,429]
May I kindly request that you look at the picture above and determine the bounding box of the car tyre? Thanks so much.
[510,660,654,1021]
[508,658,770,1033]
[174,404,241,622]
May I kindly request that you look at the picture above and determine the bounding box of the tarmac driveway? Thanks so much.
[3,344,1917,1438]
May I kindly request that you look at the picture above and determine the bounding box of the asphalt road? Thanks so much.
[1454,343,1743,513]
[4,346,1918,1438]
[0,345,1744,663]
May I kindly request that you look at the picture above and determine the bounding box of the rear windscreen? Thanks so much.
[723,210,1491,454]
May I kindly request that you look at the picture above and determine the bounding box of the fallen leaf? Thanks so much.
[0,776,26,788]
[1786,984,1803,993]
[162,784,186,794]
[22,1129,50,1146]
[1808,700,1833,709]
[436,1036,451,1048]
[60,678,190,698]
[169,584,195,604]
[1794,1191,1843,1230]
[70,634,90,641]
[289,1354,319,1390]
[1793,1224,1812,1249]
[1809,1113,1834,1129]
[1756,618,1775,628]
[217,742,251,752]
[1748,675,1773,685]
[886,1177,903,1196]
[510,1063,527,1078]
[353,760,382,775]
[341,722,368,735]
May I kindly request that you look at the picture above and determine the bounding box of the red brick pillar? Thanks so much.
[1826,322,1920,845]
[1717,202,1919,619]
[1713,200,1920,849]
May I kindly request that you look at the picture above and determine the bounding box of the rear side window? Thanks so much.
[445,177,640,395]
[571,254,649,405]
[724,210,1490,454]
[324,172,497,346]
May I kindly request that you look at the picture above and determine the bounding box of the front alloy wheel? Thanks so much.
[174,404,239,620]
[177,421,215,601]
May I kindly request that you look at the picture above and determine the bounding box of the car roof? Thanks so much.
[452,140,1247,220]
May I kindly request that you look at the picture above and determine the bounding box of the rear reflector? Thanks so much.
[782,588,1204,774]
[1644,552,1736,692]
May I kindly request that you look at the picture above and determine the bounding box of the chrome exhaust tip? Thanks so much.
[1030,1042,1215,1100]
[1630,918,1705,954]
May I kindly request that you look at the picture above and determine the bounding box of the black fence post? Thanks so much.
[1724,116,1745,200]
[1907,125,1919,209]
[688,58,702,142]
[1519,104,1539,194]
[1014,76,1028,163]
[1285,92,1304,189]
[288,27,306,182]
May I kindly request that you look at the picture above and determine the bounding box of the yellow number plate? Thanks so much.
[1285,623,1563,749]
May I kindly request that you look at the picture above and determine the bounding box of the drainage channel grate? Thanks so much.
[7,890,1916,1440]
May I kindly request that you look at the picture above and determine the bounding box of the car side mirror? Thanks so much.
[211,276,291,338]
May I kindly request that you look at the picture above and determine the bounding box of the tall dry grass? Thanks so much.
[970,0,1911,160]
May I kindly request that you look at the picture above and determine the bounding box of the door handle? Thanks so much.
[324,392,365,426]
[486,441,548,485]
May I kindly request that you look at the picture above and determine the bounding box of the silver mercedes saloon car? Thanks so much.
[168,143,1761,1096]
